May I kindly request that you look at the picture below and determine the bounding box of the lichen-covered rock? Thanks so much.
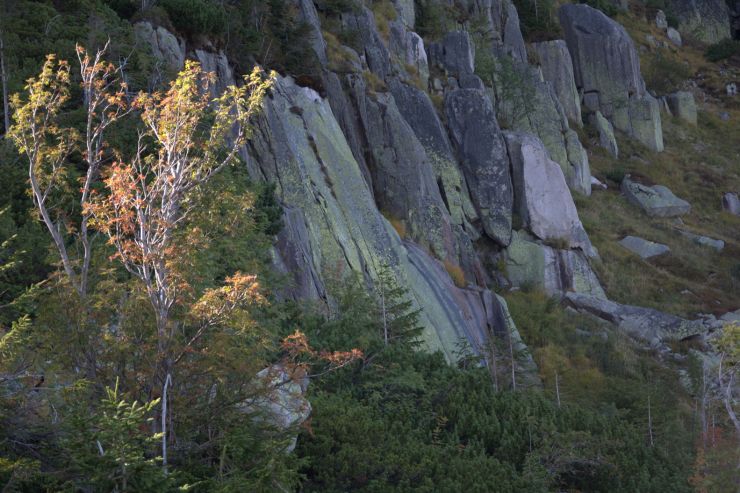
[429,31,476,78]
[239,365,311,452]
[342,7,392,79]
[445,89,513,246]
[626,94,664,152]
[493,60,591,195]
[133,21,185,72]
[560,4,664,152]
[564,293,707,343]
[667,0,732,44]
[504,132,596,256]
[679,230,725,251]
[666,91,698,125]
[389,79,478,229]
[504,231,605,298]
[622,177,691,217]
[247,77,511,361]
[350,87,456,260]
[619,236,670,259]
[592,111,619,158]
[531,40,582,126]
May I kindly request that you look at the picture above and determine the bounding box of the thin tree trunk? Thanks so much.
[648,394,654,447]
[162,372,172,472]
[555,372,561,409]
[508,329,516,391]
[0,30,9,136]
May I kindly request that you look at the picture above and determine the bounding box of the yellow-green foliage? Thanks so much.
[363,70,387,93]
[370,0,397,40]
[324,30,360,73]
[443,260,466,287]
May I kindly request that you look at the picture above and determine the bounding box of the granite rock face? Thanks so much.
[247,77,515,362]
[429,31,476,78]
[504,133,596,256]
[560,4,664,152]
[668,0,732,44]
[531,40,582,126]
[445,89,514,246]
[622,177,691,217]
[133,21,185,73]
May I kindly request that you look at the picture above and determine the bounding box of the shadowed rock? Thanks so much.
[445,89,513,246]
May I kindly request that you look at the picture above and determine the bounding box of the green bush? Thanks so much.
[580,0,619,17]
[644,51,692,95]
[159,0,226,38]
[705,39,740,62]
[512,0,561,41]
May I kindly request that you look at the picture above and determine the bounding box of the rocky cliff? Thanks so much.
[133,0,734,369]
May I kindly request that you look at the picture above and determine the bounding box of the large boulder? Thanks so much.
[504,132,596,257]
[239,365,311,452]
[667,0,732,44]
[564,293,707,343]
[445,89,513,246]
[559,4,664,152]
[504,231,605,298]
[619,236,670,259]
[621,177,691,217]
[666,91,698,125]
[531,40,582,126]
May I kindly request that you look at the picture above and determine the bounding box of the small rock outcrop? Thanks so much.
[564,293,707,343]
[619,236,670,259]
[666,27,682,46]
[722,192,740,215]
[504,231,605,298]
[133,21,185,73]
[679,231,725,252]
[559,4,664,152]
[666,91,698,125]
[531,40,582,126]
[622,177,691,217]
[504,132,596,256]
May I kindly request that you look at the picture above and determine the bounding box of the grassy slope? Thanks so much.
[574,10,740,318]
